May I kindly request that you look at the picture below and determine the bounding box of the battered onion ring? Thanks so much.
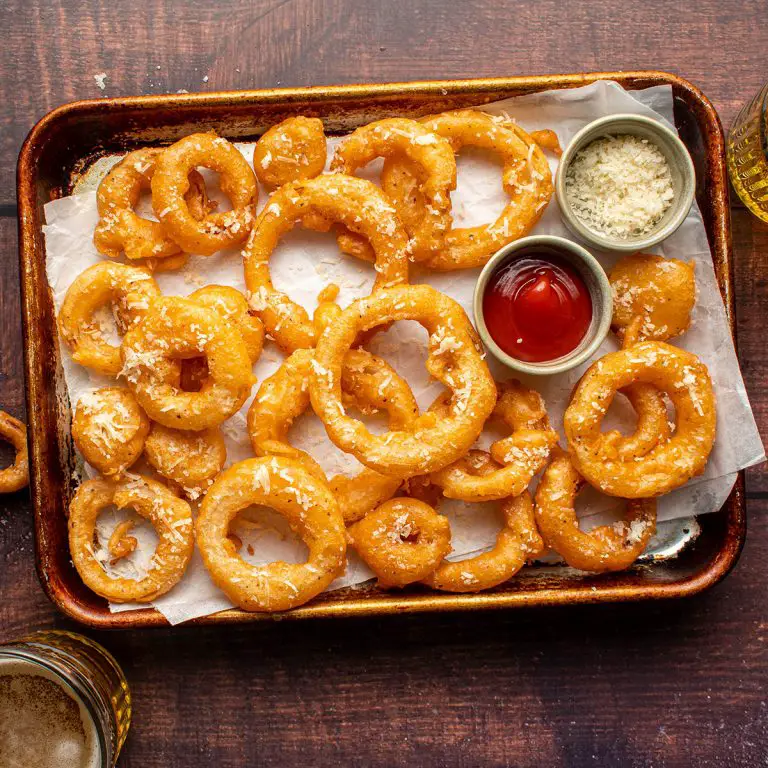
[330,117,456,260]
[430,380,557,501]
[253,117,327,187]
[243,174,410,352]
[151,132,258,255]
[68,474,194,602]
[347,498,451,588]
[534,449,657,572]
[410,479,543,592]
[58,262,160,376]
[379,110,554,271]
[189,285,265,363]
[247,347,419,523]
[144,423,226,500]
[94,148,215,265]
[195,457,347,612]
[0,411,28,493]
[610,253,696,345]
[120,296,254,430]
[72,388,150,477]
[309,285,497,478]
[564,341,716,498]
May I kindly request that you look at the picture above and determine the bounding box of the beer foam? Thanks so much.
[0,658,101,768]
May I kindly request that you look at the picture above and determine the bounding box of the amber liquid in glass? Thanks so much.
[727,83,768,223]
[0,631,131,767]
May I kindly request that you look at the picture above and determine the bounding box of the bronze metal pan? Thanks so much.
[16,71,744,628]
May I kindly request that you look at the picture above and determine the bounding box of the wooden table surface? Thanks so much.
[1,1,767,765]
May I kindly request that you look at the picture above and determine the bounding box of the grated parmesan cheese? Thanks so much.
[564,134,675,239]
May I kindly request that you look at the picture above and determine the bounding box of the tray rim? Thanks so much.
[16,70,746,629]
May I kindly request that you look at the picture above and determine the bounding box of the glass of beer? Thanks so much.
[727,81,768,223]
[0,630,131,767]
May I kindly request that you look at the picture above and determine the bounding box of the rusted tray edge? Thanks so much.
[17,70,746,629]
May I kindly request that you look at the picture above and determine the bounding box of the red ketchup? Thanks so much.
[482,253,592,363]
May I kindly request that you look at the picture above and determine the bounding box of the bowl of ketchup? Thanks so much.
[473,235,612,375]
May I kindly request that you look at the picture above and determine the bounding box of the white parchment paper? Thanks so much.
[43,81,764,624]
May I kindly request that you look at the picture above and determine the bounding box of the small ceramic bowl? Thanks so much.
[473,235,612,376]
[555,113,696,252]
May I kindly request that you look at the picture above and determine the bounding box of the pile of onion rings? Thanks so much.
[54,108,720,614]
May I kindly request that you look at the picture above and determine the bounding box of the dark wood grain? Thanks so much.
[0,2,767,766]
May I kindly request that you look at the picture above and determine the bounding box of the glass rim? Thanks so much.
[0,645,111,767]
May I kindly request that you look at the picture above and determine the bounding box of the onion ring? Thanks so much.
[379,110,554,271]
[248,347,419,523]
[309,284,497,478]
[72,388,150,477]
[610,253,696,345]
[243,174,410,352]
[330,117,456,260]
[68,474,194,602]
[0,411,28,493]
[151,132,258,255]
[58,262,160,376]
[564,341,716,497]
[94,148,215,266]
[407,474,543,592]
[347,498,451,588]
[144,423,226,500]
[430,379,557,501]
[195,457,347,612]
[253,117,327,187]
[534,449,657,572]
[120,296,254,430]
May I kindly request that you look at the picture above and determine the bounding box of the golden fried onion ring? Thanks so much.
[534,449,657,572]
[247,347,419,523]
[610,253,696,346]
[151,132,257,255]
[68,474,194,602]
[410,475,543,592]
[253,117,327,187]
[0,411,28,493]
[430,380,557,501]
[309,285,497,478]
[195,457,347,612]
[347,498,451,588]
[564,341,716,498]
[58,262,160,377]
[330,117,456,260]
[243,174,410,352]
[379,110,554,271]
[120,296,253,430]
[72,388,150,477]
[144,423,226,500]
[94,148,215,266]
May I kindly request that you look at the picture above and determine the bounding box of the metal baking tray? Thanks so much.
[17,71,745,628]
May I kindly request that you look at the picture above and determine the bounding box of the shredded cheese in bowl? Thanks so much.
[564,134,675,239]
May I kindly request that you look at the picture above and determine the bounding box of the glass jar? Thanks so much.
[0,630,131,766]
[727,82,768,222]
